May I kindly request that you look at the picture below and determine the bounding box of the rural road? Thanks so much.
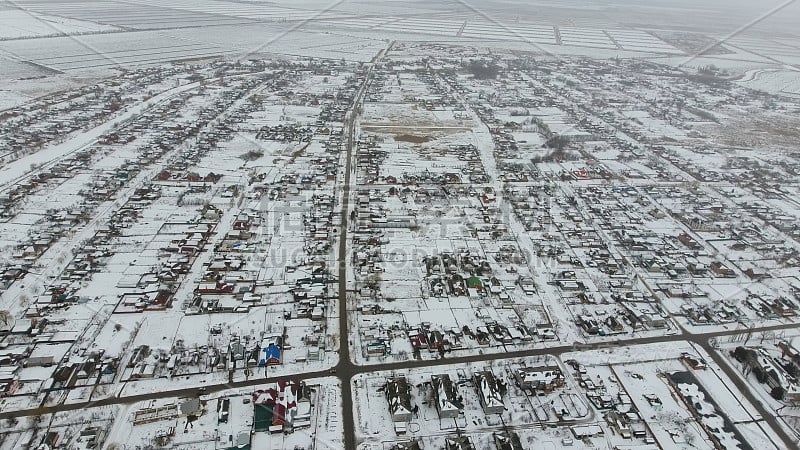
[2,321,798,449]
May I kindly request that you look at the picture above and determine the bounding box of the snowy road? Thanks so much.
[1,319,797,443]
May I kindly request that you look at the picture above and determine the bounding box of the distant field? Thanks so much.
[14,0,353,29]
[0,24,386,73]
[0,8,119,39]
[0,31,230,71]
[0,0,798,85]
[318,17,685,53]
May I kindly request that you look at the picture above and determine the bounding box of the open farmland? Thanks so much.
[0,7,119,39]
[0,0,798,85]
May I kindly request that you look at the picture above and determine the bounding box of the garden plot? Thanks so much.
[586,143,625,162]
[122,311,184,353]
[299,71,352,92]
[378,136,474,179]
[90,145,143,171]
[620,109,687,140]
[0,407,116,450]
[704,238,779,271]
[170,307,335,375]
[363,107,469,130]
[264,207,308,268]
[191,147,250,179]
[362,102,433,125]
[402,301,460,330]
[647,269,789,333]
[251,104,322,128]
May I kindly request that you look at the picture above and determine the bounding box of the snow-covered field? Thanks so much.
[0,9,119,39]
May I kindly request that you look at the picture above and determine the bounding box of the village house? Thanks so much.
[431,374,464,419]
[473,370,506,414]
[385,376,413,428]
[493,431,524,450]
[514,365,565,392]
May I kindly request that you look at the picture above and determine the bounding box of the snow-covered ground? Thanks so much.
[1,17,799,449]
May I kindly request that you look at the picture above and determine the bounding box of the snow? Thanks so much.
[1,8,800,449]
[0,80,200,192]
[0,10,119,39]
